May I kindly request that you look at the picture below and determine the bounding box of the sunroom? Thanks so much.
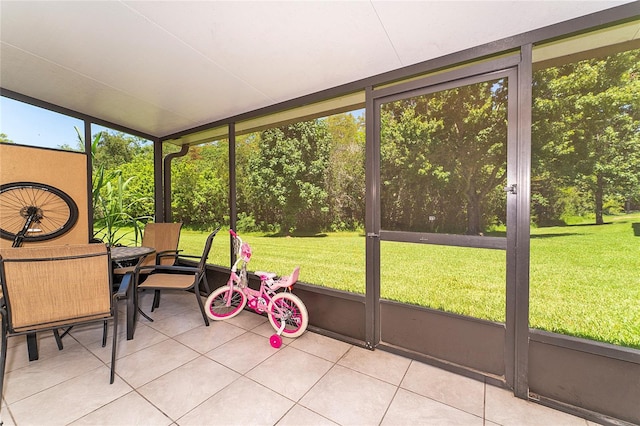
[1,1,639,425]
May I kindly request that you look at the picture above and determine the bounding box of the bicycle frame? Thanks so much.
[206,229,308,347]
[223,230,298,317]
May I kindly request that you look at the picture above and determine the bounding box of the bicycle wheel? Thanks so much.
[205,285,247,320]
[0,182,79,244]
[267,292,309,338]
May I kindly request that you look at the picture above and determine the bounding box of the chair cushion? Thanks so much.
[138,273,196,290]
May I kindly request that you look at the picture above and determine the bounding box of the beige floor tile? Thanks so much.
[338,345,411,385]
[382,388,483,425]
[8,366,131,425]
[277,404,339,425]
[3,332,75,373]
[145,308,209,337]
[0,413,16,426]
[484,384,588,426]
[69,391,172,425]
[175,320,247,353]
[85,321,170,362]
[226,309,269,330]
[67,321,110,347]
[138,291,199,321]
[299,364,397,425]
[247,346,333,401]
[178,376,294,425]
[289,330,352,362]
[138,355,240,420]
[0,301,603,426]
[116,339,199,388]
[3,344,104,404]
[0,400,16,426]
[252,319,289,341]
[206,331,279,374]
[400,360,485,417]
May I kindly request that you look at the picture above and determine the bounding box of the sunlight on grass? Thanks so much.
[381,243,506,322]
[529,213,640,348]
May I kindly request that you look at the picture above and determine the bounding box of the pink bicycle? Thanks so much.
[205,230,309,348]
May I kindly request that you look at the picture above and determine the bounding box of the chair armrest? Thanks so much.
[177,254,200,258]
[175,254,203,263]
[114,272,132,300]
[155,249,182,264]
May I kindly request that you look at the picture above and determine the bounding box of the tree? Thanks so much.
[532,49,640,225]
[325,113,365,230]
[380,77,508,235]
[0,133,14,143]
[247,120,331,233]
[118,153,155,219]
[94,131,148,171]
[171,143,228,227]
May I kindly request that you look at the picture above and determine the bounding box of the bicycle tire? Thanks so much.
[267,292,309,338]
[205,285,247,320]
[0,181,79,243]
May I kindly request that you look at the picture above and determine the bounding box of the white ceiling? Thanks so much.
[0,1,636,139]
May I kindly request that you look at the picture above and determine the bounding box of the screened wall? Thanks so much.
[1,7,638,424]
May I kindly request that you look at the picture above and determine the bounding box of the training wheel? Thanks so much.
[270,334,282,348]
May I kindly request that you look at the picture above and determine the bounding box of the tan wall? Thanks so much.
[0,143,89,248]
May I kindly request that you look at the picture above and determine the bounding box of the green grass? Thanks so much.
[111,213,640,349]
[529,213,640,348]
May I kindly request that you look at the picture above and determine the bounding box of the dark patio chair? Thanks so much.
[133,227,220,329]
[0,244,130,399]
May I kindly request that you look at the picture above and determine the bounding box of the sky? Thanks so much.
[0,96,154,150]
[0,96,85,150]
[1,96,364,151]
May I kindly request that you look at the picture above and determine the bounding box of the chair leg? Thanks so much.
[53,329,64,350]
[110,311,118,384]
[151,290,161,312]
[202,275,211,294]
[26,334,38,361]
[195,279,210,327]
[102,321,108,347]
[59,327,72,339]
[1,311,8,401]
[127,286,134,340]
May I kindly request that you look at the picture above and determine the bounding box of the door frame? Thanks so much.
[365,53,528,393]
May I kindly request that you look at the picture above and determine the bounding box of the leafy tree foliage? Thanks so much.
[171,143,229,227]
[87,46,637,235]
[380,78,508,235]
[532,49,640,225]
[0,133,14,143]
[325,114,366,231]
[246,120,332,233]
[94,131,148,170]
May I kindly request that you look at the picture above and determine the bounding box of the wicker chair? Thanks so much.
[0,244,130,398]
[133,227,220,331]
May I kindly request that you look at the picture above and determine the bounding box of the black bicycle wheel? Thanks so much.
[0,181,79,243]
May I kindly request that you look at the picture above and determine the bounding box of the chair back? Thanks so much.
[0,244,112,333]
[141,222,182,266]
[197,227,221,272]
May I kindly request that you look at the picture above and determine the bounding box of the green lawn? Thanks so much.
[529,213,640,348]
[114,213,640,349]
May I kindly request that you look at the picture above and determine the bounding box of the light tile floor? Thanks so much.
[1,291,597,425]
